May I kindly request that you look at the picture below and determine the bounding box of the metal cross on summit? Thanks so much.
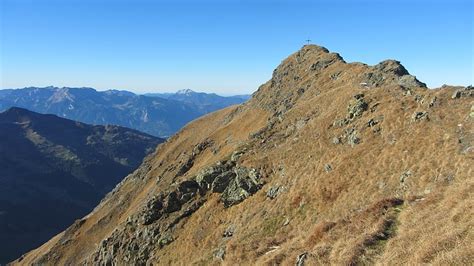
[305,39,312,45]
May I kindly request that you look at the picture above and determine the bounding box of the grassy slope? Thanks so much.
[15,45,473,265]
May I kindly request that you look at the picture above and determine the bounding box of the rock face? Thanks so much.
[0,107,163,264]
[14,45,473,265]
[195,159,263,207]
[66,156,262,265]
[221,167,262,207]
[364,60,427,89]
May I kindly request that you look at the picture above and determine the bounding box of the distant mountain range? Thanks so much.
[144,89,250,113]
[0,107,163,264]
[0,87,250,137]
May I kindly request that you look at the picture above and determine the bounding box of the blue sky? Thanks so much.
[1,0,472,95]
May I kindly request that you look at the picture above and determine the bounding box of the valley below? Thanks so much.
[0,107,163,264]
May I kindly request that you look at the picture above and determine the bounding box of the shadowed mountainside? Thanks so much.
[14,45,473,265]
[0,107,163,264]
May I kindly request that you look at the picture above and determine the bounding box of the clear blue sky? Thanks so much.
[1,0,472,95]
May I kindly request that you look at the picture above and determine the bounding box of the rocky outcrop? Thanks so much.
[87,150,263,265]
[266,185,283,199]
[363,60,426,89]
[333,94,369,128]
[252,45,345,117]
[196,161,234,192]
[15,44,473,266]
[346,128,361,147]
[195,159,263,207]
[373,60,409,76]
[451,85,474,99]
[347,94,369,120]
[412,111,429,122]
[220,166,262,207]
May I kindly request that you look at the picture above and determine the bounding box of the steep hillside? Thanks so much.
[0,87,248,137]
[0,108,163,264]
[15,45,473,265]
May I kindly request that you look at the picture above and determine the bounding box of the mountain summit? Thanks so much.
[14,45,473,265]
[176,89,195,95]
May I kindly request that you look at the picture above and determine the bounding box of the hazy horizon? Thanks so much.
[1,0,473,94]
[0,85,253,97]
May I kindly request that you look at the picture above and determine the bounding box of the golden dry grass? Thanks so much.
[14,45,473,265]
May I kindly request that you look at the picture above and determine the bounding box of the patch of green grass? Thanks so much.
[261,216,285,236]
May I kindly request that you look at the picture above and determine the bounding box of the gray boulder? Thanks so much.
[158,233,173,248]
[195,163,230,190]
[452,90,462,99]
[223,225,235,237]
[142,196,164,225]
[324,164,333,172]
[214,247,226,260]
[452,87,474,99]
[398,75,426,89]
[374,60,409,76]
[163,192,181,213]
[211,171,236,193]
[347,128,361,147]
[412,111,429,122]
[296,252,308,266]
[221,167,262,208]
[266,186,282,199]
[347,94,368,120]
